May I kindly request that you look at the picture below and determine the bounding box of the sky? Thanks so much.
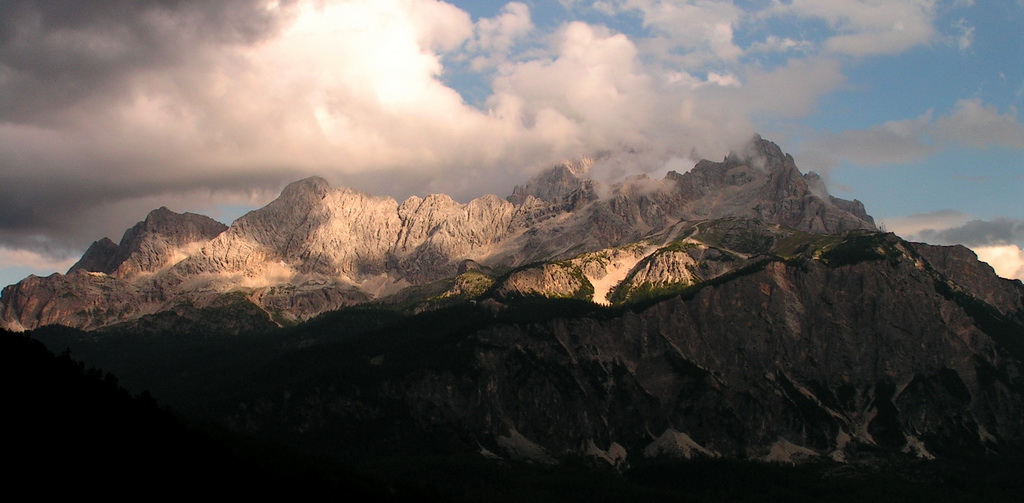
[0,0,1022,287]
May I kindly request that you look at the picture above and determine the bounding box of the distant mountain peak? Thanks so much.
[279,176,332,200]
[507,156,595,205]
[68,237,120,275]
[739,134,792,169]
[68,207,227,277]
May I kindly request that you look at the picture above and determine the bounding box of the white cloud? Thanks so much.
[767,0,938,56]
[0,248,78,276]
[800,98,1024,170]
[881,210,973,238]
[474,2,533,53]
[484,17,853,171]
[934,99,1024,148]
[802,114,937,168]
[470,2,534,69]
[747,36,813,54]
[972,245,1024,280]
[731,58,845,118]
[1,0,513,202]
[592,1,617,16]
[954,18,974,50]
[595,0,745,65]
[488,22,658,153]
[706,72,741,87]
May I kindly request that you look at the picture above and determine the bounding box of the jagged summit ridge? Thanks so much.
[2,136,878,330]
[507,156,595,205]
[69,207,228,278]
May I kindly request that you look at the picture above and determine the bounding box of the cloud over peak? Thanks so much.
[885,211,1024,281]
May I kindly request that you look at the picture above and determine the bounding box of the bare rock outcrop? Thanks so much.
[0,272,143,331]
[507,156,595,206]
[912,242,1024,323]
[69,207,227,278]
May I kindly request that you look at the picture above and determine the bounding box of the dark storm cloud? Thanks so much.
[0,0,294,125]
[0,0,302,254]
[917,218,1024,247]
[0,166,295,253]
[0,0,969,269]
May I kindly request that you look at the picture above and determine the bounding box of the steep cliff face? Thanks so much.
[667,138,874,232]
[68,238,120,276]
[912,242,1024,324]
[0,272,144,331]
[1,207,227,331]
[493,262,593,300]
[507,156,595,206]
[167,179,405,282]
[607,243,724,303]
[0,137,888,331]
[225,232,1024,465]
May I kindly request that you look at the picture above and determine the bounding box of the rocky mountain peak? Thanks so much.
[144,206,180,226]
[132,207,226,242]
[802,171,828,197]
[507,156,595,205]
[68,237,120,275]
[660,135,876,233]
[747,134,792,169]
[278,176,331,202]
[68,208,227,278]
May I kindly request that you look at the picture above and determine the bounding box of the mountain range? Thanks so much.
[6,136,1024,476]
[1,137,874,331]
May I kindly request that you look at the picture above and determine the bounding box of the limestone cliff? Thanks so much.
[69,207,227,278]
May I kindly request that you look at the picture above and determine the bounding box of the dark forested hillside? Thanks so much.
[0,329,424,500]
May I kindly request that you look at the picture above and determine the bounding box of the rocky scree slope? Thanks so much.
[3,137,876,330]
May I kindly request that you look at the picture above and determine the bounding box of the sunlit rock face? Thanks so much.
[69,207,228,278]
[1,136,877,330]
